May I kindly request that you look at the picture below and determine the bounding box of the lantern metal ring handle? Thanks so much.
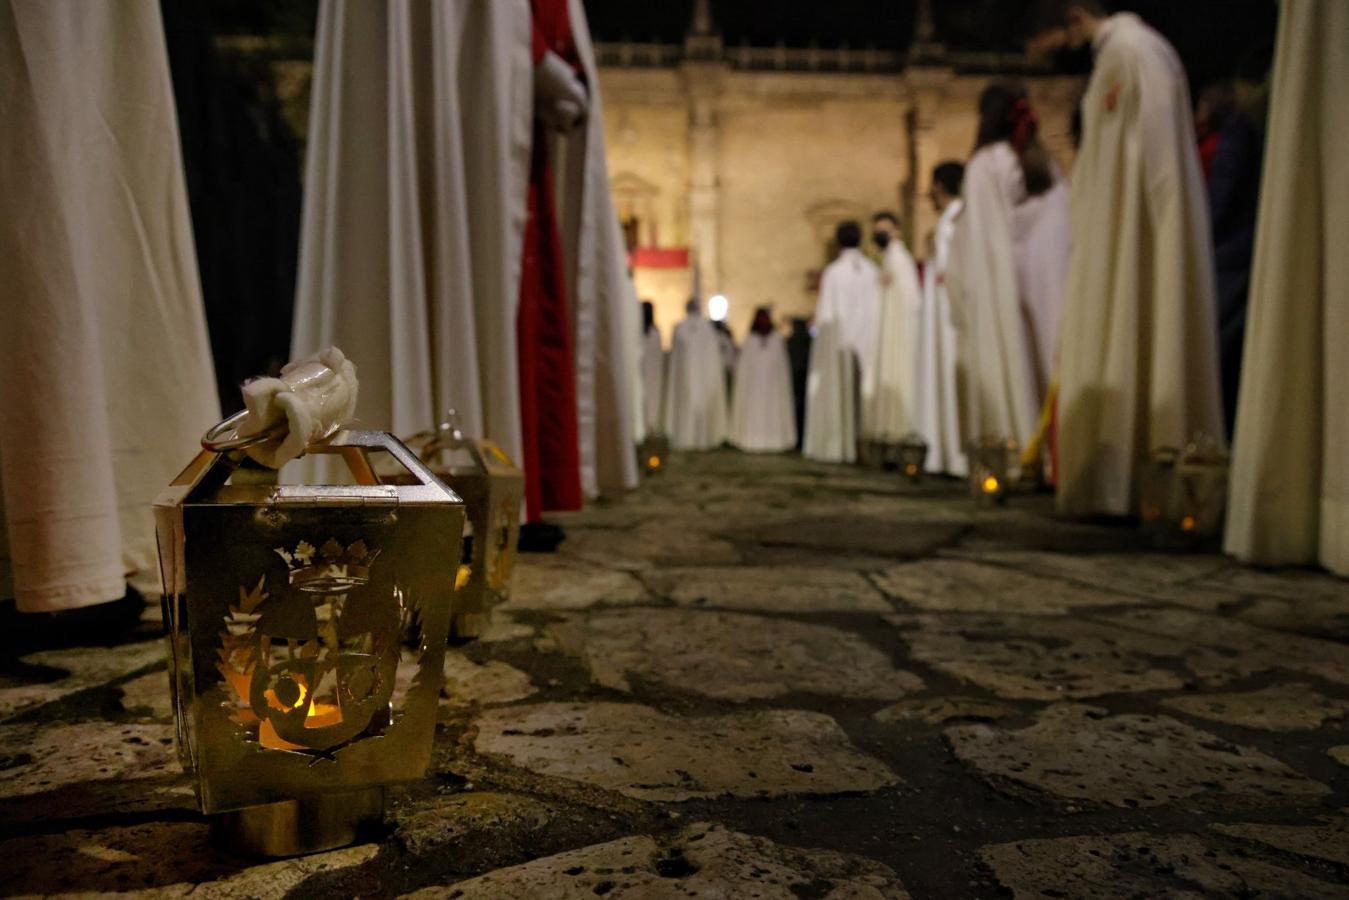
[201,409,286,452]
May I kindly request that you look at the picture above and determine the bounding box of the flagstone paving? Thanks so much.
[2,448,1348,898]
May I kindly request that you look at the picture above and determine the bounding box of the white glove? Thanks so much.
[535,49,587,131]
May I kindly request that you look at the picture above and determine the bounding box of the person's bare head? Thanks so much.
[1064,0,1108,49]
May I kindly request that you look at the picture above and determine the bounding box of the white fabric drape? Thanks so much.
[946,142,1040,448]
[868,240,925,441]
[1012,178,1071,399]
[1056,13,1224,517]
[730,333,797,453]
[803,248,878,462]
[662,314,728,450]
[640,327,665,436]
[556,0,640,497]
[0,0,219,611]
[1225,0,1349,575]
[915,200,967,475]
[293,0,533,469]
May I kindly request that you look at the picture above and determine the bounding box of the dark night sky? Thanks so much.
[580,0,1278,89]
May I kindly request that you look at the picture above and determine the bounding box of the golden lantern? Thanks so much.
[967,436,1017,505]
[153,413,464,856]
[893,432,930,482]
[637,432,670,476]
[398,411,523,641]
[1140,436,1228,542]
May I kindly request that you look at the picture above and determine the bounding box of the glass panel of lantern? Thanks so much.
[1139,446,1182,536]
[966,436,1017,504]
[396,412,523,641]
[153,418,464,855]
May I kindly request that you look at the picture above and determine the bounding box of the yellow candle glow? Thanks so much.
[648,455,662,469]
[982,475,1000,494]
[1180,515,1196,532]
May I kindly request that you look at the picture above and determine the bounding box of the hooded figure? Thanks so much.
[729,308,797,453]
[662,299,728,450]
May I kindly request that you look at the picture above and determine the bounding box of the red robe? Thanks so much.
[517,0,583,521]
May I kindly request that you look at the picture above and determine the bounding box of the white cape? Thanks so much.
[868,240,924,440]
[555,0,641,497]
[1056,13,1223,516]
[1012,178,1071,398]
[730,333,797,453]
[945,142,1040,448]
[915,200,967,475]
[293,0,533,468]
[803,249,878,462]
[0,0,220,611]
[662,316,728,449]
[640,327,665,435]
[1225,0,1348,575]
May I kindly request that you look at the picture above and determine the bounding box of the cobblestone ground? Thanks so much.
[4,449,1349,898]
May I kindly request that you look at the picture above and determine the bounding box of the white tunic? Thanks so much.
[803,249,880,462]
[640,327,665,435]
[1225,0,1348,575]
[915,200,967,475]
[946,143,1040,448]
[0,1,220,611]
[557,0,641,497]
[1012,178,1071,398]
[294,0,533,473]
[662,315,728,450]
[730,332,797,453]
[868,239,925,440]
[1056,13,1224,517]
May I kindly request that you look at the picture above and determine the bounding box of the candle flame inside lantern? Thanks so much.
[982,475,1000,494]
[905,463,919,476]
[1181,515,1196,532]
[648,456,662,470]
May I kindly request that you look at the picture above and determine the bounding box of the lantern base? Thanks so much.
[449,610,491,642]
[212,787,385,857]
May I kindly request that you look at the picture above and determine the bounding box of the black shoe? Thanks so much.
[518,522,566,553]
[1,585,147,651]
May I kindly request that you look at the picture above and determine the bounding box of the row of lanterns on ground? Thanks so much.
[152,397,1226,858]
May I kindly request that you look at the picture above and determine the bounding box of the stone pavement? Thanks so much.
[3,449,1349,898]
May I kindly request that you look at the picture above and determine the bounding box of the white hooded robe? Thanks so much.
[803,248,880,462]
[1224,0,1349,575]
[640,326,665,436]
[293,0,533,472]
[1056,13,1224,517]
[868,239,925,441]
[946,142,1040,448]
[730,331,797,453]
[662,313,728,450]
[0,0,220,611]
[916,199,967,475]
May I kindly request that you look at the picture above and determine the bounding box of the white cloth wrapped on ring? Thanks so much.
[238,347,359,468]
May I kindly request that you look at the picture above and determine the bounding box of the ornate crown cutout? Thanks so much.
[274,538,380,593]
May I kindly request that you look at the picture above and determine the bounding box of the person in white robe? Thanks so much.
[945,81,1064,452]
[730,308,797,453]
[867,212,925,443]
[1012,176,1071,399]
[803,222,880,463]
[662,300,729,450]
[0,1,220,613]
[639,301,665,435]
[1053,2,1224,517]
[293,0,639,499]
[1225,0,1348,575]
[555,0,641,498]
[293,0,533,474]
[914,162,968,475]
